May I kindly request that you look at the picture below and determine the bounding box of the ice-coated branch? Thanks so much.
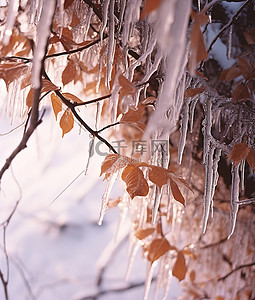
[32,0,57,88]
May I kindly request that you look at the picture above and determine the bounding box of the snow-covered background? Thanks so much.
[0,82,181,300]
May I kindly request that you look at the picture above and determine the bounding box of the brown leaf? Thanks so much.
[51,93,62,120]
[119,74,137,98]
[247,148,255,173]
[107,197,122,209]
[100,154,121,177]
[189,270,196,282]
[238,57,251,80]
[184,87,205,98]
[41,79,59,93]
[170,178,185,206]
[147,237,174,262]
[121,165,135,181]
[243,28,255,45]
[120,104,145,123]
[62,92,83,103]
[148,165,169,189]
[71,12,80,28]
[123,167,149,199]
[228,143,250,165]
[59,108,74,137]
[26,88,34,109]
[135,228,155,240]
[232,83,250,103]
[140,0,162,19]
[172,251,187,281]
[0,62,28,90]
[62,60,77,86]
[64,0,74,9]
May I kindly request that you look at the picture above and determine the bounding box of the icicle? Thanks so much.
[152,186,161,225]
[95,102,103,131]
[178,98,190,165]
[227,25,233,60]
[228,164,240,239]
[3,0,19,45]
[189,97,199,133]
[83,7,93,40]
[240,159,245,191]
[210,148,222,218]
[98,172,118,225]
[118,0,126,34]
[114,195,128,241]
[109,69,121,122]
[125,239,140,280]
[106,0,115,89]
[203,98,212,164]
[85,137,95,175]
[202,146,215,234]
[100,0,110,41]
[57,0,64,38]
[32,0,56,89]
[198,0,201,11]
[142,48,163,84]
[144,261,157,300]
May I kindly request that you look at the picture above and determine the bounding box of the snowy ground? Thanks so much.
[0,88,181,300]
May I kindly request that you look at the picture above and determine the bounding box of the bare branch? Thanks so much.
[218,262,255,281]
[97,122,120,134]
[73,93,111,107]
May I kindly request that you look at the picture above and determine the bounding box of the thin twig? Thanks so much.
[218,261,255,281]
[97,122,120,134]
[73,93,111,107]
[207,0,253,53]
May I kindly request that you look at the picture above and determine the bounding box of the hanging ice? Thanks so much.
[3,0,19,45]
[106,0,115,89]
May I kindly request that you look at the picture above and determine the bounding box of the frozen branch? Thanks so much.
[218,261,255,281]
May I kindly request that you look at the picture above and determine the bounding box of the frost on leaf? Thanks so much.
[172,251,187,281]
[122,166,149,199]
[228,143,250,166]
[120,104,145,124]
[51,93,62,120]
[101,154,121,178]
[59,108,74,137]
[62,92,83,104]
[147,237,174,263]
[0,62,28,90]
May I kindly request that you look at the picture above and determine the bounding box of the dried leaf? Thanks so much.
[189,270,196,282]
[100,154,121,177]
[238,57,251,80]
[170,178,185,206]
[71,12,80,28]
[148,165,169,189]
[172,251,187,281]
[41,79,59,93]
[62,60,77,86]
[135,228,155,240]
[64,0,74,9]
[123,166,149,199]
[26,88,34,109]
[243,28,255,45]
[228,143,250,165]
[0,62,28,89]
[120,104,145,123]
[232,83,250,103]
[247,148,255,172]
[62,92,83,103]
[121,165,135,181]
[140,0,162,19]
[51,93,62,120]
[119,74,137,98]
[59,108,74,137]
[147,237,174,262]
[184,87,205,98]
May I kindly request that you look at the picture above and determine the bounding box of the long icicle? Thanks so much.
[106,0,115,89]
[228,164,240,239]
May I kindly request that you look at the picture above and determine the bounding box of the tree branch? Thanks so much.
[97,122,120,134]
[73,93,111,107]
[207,0,253,53]
[218,262,255,281]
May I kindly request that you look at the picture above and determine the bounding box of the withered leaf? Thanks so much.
[169,178,185,206]
[135,228,155,240]
[41,79,59,93]
[247,148,255,173]
[62,60,77,86]
[120,104,145,123]
[172,251,187,281]
[232,83,250,103]
[26,88,34,109]
[119,74,137,98]
[59,108,74,137]
[228,143,250,165]
[100,154,121,177]
[51,93,62,120]
[238,57,251,80]
[243,28,255,45]
[0,62,28,90]
[147,237,174,262]
[148,165,169,189]
[62,92,83,103]
[123,166,149,199]
[184,87,205,98]
[189,270,196,282]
